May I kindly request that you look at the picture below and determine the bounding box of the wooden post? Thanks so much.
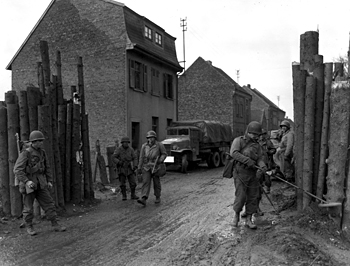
[292,63,307,211]
[312,55,325,194]
[71,103,82,203]
[65,101,73,202]
[56,51,64,105]
[58,104,67,197]
[327,81,350,228]
[27,87,41,132]
[107,146,118,184]
[37,62,45,95]
[40,40,51,100]
[77,57,92,200]
[302,76,316,209]
[317,63,333,199]
[300,31,319,72]
[7,103,23,217]
[334,62,344,79]
[0,106,10,215]
[18,90,30,142]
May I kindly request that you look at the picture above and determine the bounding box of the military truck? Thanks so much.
[161,120,233,173]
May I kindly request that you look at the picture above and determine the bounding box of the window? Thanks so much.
[129,59,147,92]
[145,26,152,40]
[155,32,162,46]
[152,117,159,135]
[167,118,172,127]
[151,68,160,95]
[163,74,173,99]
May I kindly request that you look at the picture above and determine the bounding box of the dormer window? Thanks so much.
[145,26,152,40]
[155,32,162,46]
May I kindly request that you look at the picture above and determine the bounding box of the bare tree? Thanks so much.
[333,54,348,77]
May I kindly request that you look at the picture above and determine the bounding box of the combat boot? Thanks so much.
[27,225,37,236]
[131,188,139,200]
[155,197,161,204]
[137,197,147,206]
[51,220,67,232]
[245,215,257,230]
[121,187,127,201]
[232,212,240,227]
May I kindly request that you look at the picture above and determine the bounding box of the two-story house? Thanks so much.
[242,84,286,131]
[178,57,252,138]
[6,0,182,152]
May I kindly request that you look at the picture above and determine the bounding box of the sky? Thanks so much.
[1,0,350,120]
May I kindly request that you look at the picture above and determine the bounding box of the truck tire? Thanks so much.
[211,151,221,168]
[181,154,188,173]
[219,151,226,166]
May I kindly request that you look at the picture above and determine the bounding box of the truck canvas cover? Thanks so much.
[170,120,233,143]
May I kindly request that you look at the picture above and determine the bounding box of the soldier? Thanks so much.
[230,121,267,229]
[13,130,66,236]
[112,136,139,201]
[277,120,295,182]
[137,130,167,206]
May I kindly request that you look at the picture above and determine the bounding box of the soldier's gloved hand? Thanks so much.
[26,180,35,189]
[48,182,53,190]
[246,159,256,169]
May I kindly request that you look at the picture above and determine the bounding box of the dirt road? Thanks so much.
[1,166,350,266]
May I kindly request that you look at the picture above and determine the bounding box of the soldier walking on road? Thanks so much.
[230,122,267,229]
[13,130,66,236]
[137,131,167,206]
[112,136,139,201]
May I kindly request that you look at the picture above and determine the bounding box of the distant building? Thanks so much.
[6,0,182,152]
[242,84,286,131]
[178,57,252,138]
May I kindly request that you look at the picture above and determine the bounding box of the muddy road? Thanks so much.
[1,166,350,266]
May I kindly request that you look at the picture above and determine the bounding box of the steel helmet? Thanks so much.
[120,136,130,143]
[146,130,157,139]
[29,130,45,142]
[247,121,262,135]
[280,120,290,129]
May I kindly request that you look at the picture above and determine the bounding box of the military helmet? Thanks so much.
[29,130,45,142]
[280,120,290,129]
[247,121,262,135]
[120,136,130,143]
[146,130,157,139]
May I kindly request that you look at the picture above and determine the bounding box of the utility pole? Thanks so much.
[236,70,240,84]
[277,96,280,107]
[180,18,187,72]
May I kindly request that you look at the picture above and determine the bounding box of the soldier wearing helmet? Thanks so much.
[137,130,167,206]
[277,120,295,182]
[13,130,66,236]
[229,121,267,229]
[112,136,139,201]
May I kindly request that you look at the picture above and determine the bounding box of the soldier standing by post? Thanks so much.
[277,120,295,182]
[13,130,66,236]
[137,130,167,206]
[230,121,267,229]
[112,136,139,201]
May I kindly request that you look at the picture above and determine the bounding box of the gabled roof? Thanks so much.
[181,57,251,98]
[243,85,284,112]
[6,0,182,71]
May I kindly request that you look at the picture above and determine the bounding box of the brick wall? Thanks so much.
[11,0,128,155]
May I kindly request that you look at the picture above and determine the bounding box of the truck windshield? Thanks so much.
[167,128,189,136]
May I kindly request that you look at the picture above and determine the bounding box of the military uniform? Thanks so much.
[14,142,65,235]
[258,135,276,193]
[112,144,138,200]
[137,131,167,206]
[279,128,295,181]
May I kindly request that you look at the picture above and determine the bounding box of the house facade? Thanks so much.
[178,57,252,138]
[242,84,286,132]
[6,0,182,152]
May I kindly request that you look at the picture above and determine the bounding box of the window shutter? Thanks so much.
[143,65,148,92]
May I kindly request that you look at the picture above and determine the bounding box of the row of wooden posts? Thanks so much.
[0,41,93,217]
[293,31,350,232]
